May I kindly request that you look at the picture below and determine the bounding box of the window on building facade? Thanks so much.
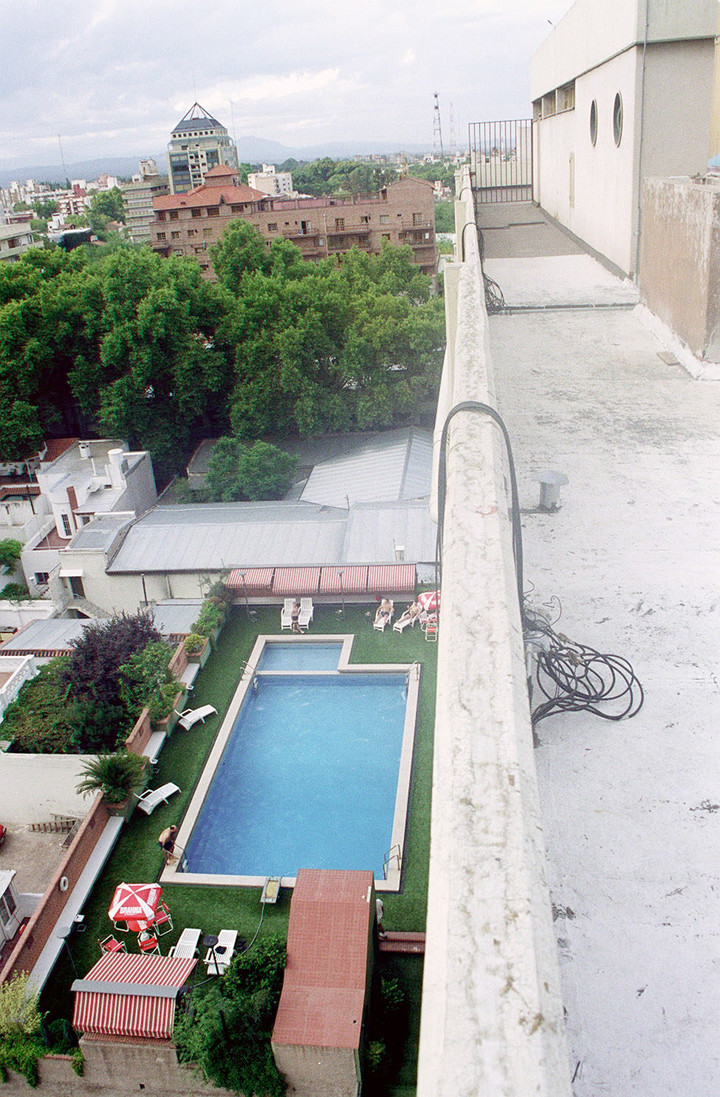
[34,572,49,585]
[268,223,278,231]
[203,228,213,237]
[171,231,180,239]
[590,100,598,146]
[157,232,166,241]
[613,93,623,146]
[187,228,197,237]
[557,83,575,112]
[207,207,219,217]
[61,513,72,537]
[169,211,179,220]
[157,211,166,221]
[412,212,423,225]
[380,214,389,224]
[360,215,370,224]
[335,218,345,231]
[382,233,391,241]
[191,209,202,218]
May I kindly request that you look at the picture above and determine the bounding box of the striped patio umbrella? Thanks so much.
[108,883,163,933]
[417,590,440,613]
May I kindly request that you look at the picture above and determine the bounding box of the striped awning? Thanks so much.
[72,954,196,1040]
[319,566,368,594]
[272,567,322,596]
[367,564,416,593]
[226,567,274,593]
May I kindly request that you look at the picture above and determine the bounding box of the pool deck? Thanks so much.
[161,635,420,892]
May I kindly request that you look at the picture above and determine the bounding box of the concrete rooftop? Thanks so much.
[481,203,720,1096]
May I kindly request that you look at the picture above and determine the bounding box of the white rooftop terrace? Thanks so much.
[420,180,720,1095]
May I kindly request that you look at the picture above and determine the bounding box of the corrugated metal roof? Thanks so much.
[151,601,202,636]
[68,514,133,553]
[342,501,437,564]
[107,503,347,573]
[300,429,432,508]
[0,619,87,654]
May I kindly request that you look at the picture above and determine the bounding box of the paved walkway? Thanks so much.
[487,204,720,1097]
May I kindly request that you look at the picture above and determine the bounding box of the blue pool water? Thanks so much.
[183,671,407,878]
[257,642,343,671]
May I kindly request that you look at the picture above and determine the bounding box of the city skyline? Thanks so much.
[1,0,572,170]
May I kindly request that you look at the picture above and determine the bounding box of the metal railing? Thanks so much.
[468,119,533,204]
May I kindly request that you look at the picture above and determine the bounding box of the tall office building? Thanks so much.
[166,102,239,194]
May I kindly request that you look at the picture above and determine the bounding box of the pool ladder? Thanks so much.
[383,844,402,879]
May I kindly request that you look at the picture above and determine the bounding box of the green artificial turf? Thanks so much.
[41,601,436,1089]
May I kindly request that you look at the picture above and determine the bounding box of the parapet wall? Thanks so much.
[416,169,571,1097]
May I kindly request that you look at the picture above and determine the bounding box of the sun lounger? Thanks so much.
[204,929,238,975]
[298,598,314,628]
[175,704,217,730]
[135,782,181,815]
[393,615,416,633]
[169,927,202,959]
[373,600,394,631]
[280,598,294,630]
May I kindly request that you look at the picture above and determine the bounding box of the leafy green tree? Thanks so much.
[210,221,270,293]
[90,186,125,224]
[118,639,178,721]
[205,437,297,501]
[434,201,455,232]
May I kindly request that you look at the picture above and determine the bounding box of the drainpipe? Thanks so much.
[633,0,651,282]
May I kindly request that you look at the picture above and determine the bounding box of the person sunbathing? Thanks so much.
[374,598,393,625]
[396,601,422,628]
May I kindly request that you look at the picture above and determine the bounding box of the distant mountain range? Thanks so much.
[0,137,433,187]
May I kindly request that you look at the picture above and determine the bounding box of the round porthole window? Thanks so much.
[613,93,623,146]
[590,100,598,146]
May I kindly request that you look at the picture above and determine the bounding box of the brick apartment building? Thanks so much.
[151,165,436,276]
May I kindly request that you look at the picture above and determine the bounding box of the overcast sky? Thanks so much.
[1,0,572,169]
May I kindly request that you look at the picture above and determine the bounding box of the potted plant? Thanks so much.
[76,751,146,816]
[184,632,211,666]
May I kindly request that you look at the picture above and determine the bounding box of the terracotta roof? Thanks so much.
[42,438,78,462]
[153,183,266,211]
[272,869,373,1050]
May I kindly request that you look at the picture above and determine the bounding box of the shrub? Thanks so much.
[62,611,161,707]
[0,973,42,1036]
[174,936,287,1097]
[193,600,225,638]
[184,633,206,654]
[0,538,23,570]
[76,751,146,803]
[0,582,30,600]
[118,640,178,721]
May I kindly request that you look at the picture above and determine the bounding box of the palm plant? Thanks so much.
[76,751,146,803]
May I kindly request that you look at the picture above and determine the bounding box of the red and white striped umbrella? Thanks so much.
[109,883,163,932]
[417,590,440,613]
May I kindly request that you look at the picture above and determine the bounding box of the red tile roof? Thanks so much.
[42,438,78,463]
[272,869,373,1050]
[153,183,266,211]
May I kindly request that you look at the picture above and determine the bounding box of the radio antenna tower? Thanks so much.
[433,92,445,160]
[57,134,69,184]
[449,101,456,158]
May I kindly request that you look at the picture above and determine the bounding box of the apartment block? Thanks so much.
[151,167,436,276]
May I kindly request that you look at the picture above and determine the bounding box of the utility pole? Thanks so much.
[433,93,444,160]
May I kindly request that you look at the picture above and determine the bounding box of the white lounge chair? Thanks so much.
[169,927,202,959]
[175,704,217,730]
[298,597,314,628]
[204,929,238,975]
[135,782,180,815]
[280,598,294,630]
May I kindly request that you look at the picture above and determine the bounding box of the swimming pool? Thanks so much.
[166,635,420,890]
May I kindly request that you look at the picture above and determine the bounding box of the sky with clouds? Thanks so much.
[0,0,573,169]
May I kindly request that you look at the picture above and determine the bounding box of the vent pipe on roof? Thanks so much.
[78,441,91,460]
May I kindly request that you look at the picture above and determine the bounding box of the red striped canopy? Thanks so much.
[272,567,322,596]
[367,564,416,594]
[72,953,196,1039]
[319,566,368,594]
[226,567,274,593]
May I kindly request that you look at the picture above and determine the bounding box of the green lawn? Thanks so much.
[41,602,436,1090]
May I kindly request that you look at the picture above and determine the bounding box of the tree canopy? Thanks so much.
[0,229,443,481]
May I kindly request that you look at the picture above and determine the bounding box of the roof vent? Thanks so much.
[534,470,568,511]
